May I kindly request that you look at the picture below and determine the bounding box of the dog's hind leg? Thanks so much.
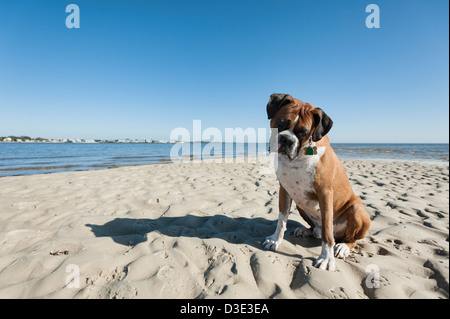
[334,201,371,258]
[294,206,321,238]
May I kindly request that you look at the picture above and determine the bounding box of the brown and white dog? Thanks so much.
[263,93,371,271]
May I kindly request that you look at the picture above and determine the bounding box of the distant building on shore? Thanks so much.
[0,136,182,144]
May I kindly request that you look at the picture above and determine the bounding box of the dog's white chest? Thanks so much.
[276,147,326,219]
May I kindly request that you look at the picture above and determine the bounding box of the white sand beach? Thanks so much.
[0,159,448,299]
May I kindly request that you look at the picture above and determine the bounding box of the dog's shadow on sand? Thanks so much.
[86,214,320,256]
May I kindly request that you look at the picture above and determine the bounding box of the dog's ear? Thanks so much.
[312,108,333,142]
[266,93,293,119]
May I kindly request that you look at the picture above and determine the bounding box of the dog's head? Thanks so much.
[267,93,333,160]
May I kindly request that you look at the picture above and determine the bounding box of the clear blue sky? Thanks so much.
[0,0,448,143]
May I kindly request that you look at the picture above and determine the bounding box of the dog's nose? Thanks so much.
[279,134,293,146]
[278,135,294,153]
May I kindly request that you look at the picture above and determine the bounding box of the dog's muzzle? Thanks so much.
[277,131,299,161]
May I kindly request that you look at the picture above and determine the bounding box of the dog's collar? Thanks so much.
[303,137,318,155]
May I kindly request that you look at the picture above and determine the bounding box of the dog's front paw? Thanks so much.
[313,255,336,271]
[263,235,282,251]
[334,243,350,258]
[313,242,336,271]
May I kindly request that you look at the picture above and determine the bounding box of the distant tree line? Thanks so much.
[0,136,41,141]
[0,136,173,143]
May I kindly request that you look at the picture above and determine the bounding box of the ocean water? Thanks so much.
[0,143,448,177]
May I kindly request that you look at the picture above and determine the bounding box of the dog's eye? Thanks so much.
[276,118,291,131]
[296,127,308,138]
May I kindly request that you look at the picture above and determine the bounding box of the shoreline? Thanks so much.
[0,155,448,179]
[1,142,448,178]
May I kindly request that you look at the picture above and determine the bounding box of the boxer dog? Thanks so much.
[263,93,371,271]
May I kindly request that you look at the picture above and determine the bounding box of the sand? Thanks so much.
[0,158,448,299]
